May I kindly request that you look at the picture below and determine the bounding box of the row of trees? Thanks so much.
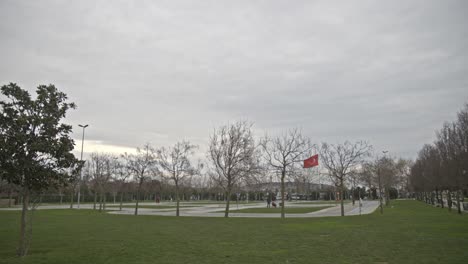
[72,122,315,219]
[84,142,200,216]
[410,104,468,214]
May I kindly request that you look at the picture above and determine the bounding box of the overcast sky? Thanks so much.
[1,0,467,160]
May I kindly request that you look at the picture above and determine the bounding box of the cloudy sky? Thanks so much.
[1,0,467,160]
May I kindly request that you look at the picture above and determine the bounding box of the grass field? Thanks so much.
[222,206,332,214]
[0,200,467,264]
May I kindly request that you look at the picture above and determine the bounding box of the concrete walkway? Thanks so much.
[1,201,380,218]
[107,201,379,218]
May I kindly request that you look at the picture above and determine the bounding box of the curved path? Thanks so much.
[108,200,379,218]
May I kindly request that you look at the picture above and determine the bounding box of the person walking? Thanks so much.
[266,193,271,208]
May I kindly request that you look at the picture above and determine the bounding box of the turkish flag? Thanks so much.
[304,154,319,168]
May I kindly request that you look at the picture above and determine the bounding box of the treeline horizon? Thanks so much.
[410,103,468,214]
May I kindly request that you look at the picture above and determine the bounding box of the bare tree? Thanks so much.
[394,158,413,199]
[319,141,372,216]
[208,121,258,217]
[100,155,118,211]
[376,155,398,207]
[124,144,157,215]
[157,141,198,216]
[358,162,375,199]
[114,159,131,211]
[260,129,313,218]
[88,153,107,211]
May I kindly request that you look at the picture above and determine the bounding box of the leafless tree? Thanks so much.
[68,177,78,209]
[358,162,375,199]
[260,128,313,218]
[377,155,398,207]
[347,170,360,206]
[101,155,119,211]
[114,159,132,211]
[124,143,157,215]
[157,141,198,216]
[394,158,413,199]
[208,121,259,217]
[88,153,114,212]
[319,141,372,216]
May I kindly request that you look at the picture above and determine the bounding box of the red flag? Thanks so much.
[304,154,319,168]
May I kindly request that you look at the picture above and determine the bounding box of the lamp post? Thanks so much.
[77,124,89,209]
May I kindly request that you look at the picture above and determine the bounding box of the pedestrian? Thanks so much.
[266,193,271,208]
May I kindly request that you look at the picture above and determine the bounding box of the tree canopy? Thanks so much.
[0,83,81,192]
[0,83,80,256]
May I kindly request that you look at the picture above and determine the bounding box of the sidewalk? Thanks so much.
[108,201,379,218]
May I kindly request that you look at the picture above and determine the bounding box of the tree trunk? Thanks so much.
[103,192,107,211]
[93,191,97,210]
[135,178,143,216]
[8,187,13,208]
[281,170,286,219]
[440,189,444,208]
[377,169,383,214]
[447,190,452,211]
[340,177,344,217]
[17,188,30,257]
[70,189,74,209]
[175,183,180,217]
[119,191,124,211]
[224,190,231,218]
[99,191,103,212]
[456,190,462,214]
[351,187,355,206]
[385,187,390,206]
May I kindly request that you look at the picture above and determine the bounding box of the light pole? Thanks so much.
[77,124,89,209]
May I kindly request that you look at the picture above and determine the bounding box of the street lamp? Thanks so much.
[77,124,89,209]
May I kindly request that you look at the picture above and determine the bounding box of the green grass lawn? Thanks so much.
[224,206,332,214]
[0,200,467,264]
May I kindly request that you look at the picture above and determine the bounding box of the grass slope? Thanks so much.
[0,200,467,264]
